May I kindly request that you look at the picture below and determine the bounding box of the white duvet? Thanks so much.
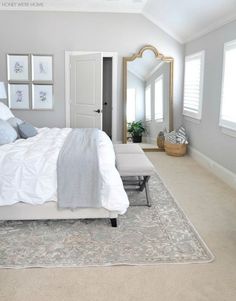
[0,128,129,214]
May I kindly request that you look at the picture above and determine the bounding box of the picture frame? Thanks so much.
[7,54,30,82]
[32,55,53,82]
[32,84,53,110]
[8,84,30,110]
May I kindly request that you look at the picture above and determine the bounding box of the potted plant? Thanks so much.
[128,121,146,143]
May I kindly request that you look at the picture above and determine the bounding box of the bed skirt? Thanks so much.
[0,202,118,220]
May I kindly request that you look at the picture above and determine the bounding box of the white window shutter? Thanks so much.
[145,85,151,121]
[155,75,163,121]
[183,51,205,119]
[127,88,136,123]
[220,40,236,131]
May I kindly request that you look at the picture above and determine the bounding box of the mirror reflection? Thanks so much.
[125,46,173,150]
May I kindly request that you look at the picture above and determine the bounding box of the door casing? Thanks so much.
[65,51,118,142]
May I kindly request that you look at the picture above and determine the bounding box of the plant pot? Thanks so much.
[132,136,142,143]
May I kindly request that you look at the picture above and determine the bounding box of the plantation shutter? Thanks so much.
[183,51,205,119]
[145,85,151,121]
[220,41,236,131]
[155,75,163,121]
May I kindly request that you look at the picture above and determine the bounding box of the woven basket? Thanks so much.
[164,142,187,157]
[157,136,165,149]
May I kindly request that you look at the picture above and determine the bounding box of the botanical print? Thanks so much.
[14,61,24,74]
[32,84,53,109]
[39,62,46,74]
[16,90,23,102]
[8,84,30,109]
[32,55,53,81]
[39,91,47,102]
[7,55,29,81]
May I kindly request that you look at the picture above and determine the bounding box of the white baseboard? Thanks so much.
[189,146,236,191]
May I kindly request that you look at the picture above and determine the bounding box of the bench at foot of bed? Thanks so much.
[114,144,156,207]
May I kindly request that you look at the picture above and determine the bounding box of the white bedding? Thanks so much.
[0,128,129,214]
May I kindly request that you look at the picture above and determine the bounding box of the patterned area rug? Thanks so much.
[0,175,214,268]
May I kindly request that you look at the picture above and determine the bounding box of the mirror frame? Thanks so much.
[123,45,174,144]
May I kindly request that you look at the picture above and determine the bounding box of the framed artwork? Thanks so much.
[32,84,53,110]
[32,55,53,82]
[7,54,30,81]
[8,84,30,109]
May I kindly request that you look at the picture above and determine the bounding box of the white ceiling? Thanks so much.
[143,0,236,43]
[1,0,236,43]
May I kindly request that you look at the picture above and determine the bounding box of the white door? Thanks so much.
[70,53,103,128]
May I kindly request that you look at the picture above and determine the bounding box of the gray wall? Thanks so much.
[184,20,236,173]
[0,11,184,141]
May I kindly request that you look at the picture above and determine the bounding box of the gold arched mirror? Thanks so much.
[123,45,174,150]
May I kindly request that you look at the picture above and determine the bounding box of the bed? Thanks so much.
[0,109,129,227]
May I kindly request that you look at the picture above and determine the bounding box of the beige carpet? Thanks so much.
[0,153,236,300]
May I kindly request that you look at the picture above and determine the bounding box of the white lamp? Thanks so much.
[0,82,7,100]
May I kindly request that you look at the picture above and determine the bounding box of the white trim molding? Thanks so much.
[189,146,236,191]
[65,51,118,142]
[184,14,236,43]
[143,10,236,44]
[220,126,236,138]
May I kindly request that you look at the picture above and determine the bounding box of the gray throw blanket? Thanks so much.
[57,128,102,209]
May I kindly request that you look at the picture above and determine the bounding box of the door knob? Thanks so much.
[94,109,101,113]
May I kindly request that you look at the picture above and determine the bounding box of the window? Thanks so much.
[127,88,136,123]
[183,51,205,119]
[155,75,163,121]
[145,85,151,121]
[220,40,236,131]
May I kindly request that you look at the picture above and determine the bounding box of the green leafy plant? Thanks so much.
[128,121,146,138]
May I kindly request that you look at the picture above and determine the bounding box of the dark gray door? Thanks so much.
[102,58,112,139]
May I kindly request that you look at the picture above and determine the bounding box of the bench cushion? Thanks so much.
[113,144,144,154]
[116,154,155,177]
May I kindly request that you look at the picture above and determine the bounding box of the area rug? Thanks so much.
[0,175,214,268]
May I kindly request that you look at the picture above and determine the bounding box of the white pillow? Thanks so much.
[0,102,14,121]
[0,120,17,145]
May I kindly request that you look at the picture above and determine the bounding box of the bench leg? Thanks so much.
[110,218,117,227]
[144,176,151,207]
[122,176,152,207]
[139,176,145,192]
